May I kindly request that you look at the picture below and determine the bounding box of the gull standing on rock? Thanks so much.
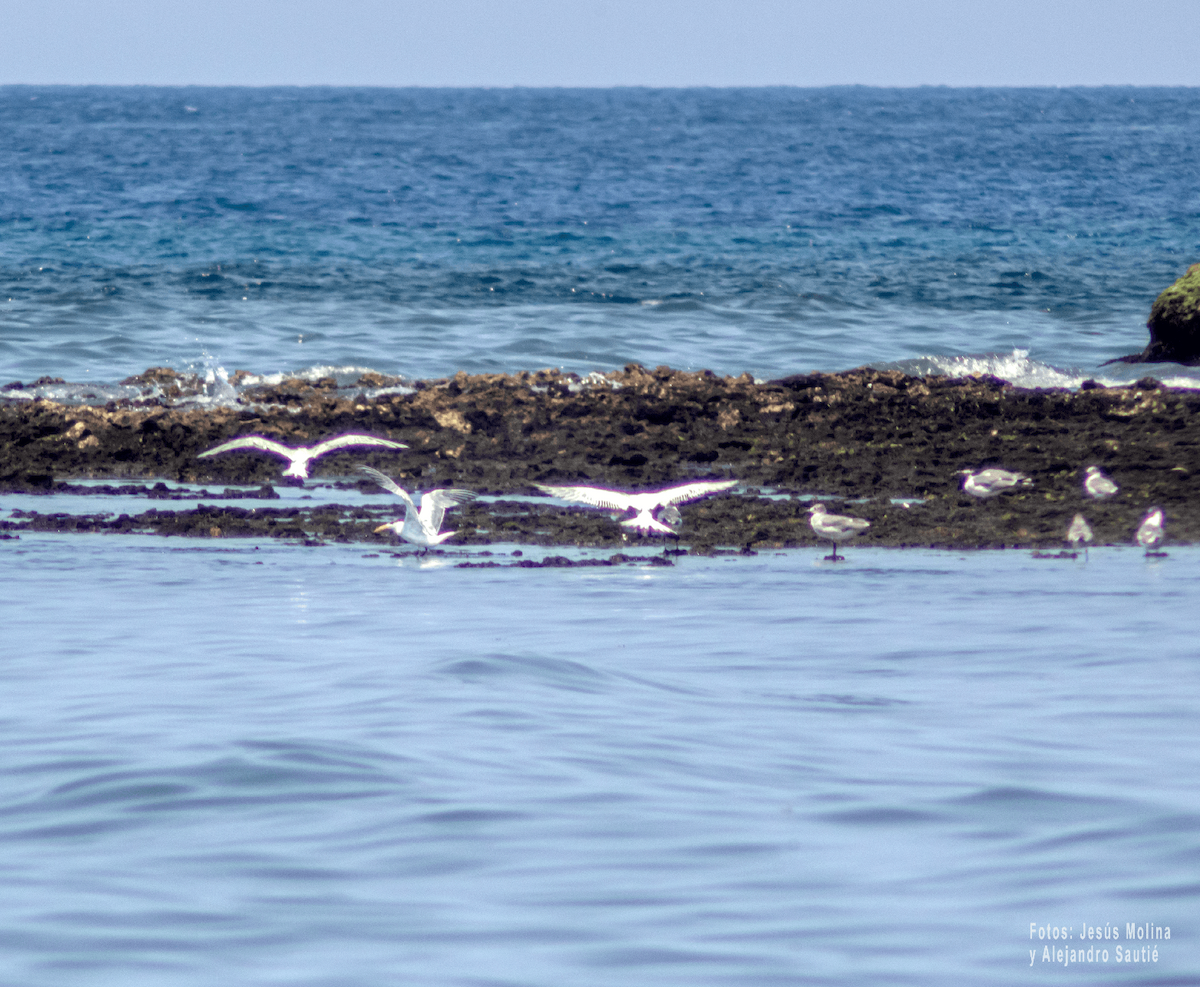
[1083,465,1119,500]
[1136,508,1165,555]
[1066,514,1093,558]
[957,468,1033,499]
[534,479,738,536]
[807,503,870,561]
[199,434,408,480]
[358,466,476,554]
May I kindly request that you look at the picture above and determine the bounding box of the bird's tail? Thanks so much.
[621,516,675,535]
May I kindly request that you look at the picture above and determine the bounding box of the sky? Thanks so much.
[5,0,1200,88]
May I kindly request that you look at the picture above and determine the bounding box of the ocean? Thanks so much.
[3,86,1200,390]
[2,86,1199,984]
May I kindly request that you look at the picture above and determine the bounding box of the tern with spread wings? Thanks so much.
[199,433,408,479]
[535,479,738,535]
[358,466,476,553]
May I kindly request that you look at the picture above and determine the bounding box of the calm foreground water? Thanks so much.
[2,535,1197,985]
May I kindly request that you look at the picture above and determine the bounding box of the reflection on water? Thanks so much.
[288,581,310,624]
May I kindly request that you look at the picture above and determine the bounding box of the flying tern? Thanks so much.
[358,465,476,553]
[199,433,408,480]
[534,479,738,535]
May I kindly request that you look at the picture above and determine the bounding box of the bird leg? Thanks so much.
[824,541,843,562]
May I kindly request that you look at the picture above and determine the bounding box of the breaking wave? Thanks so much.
[879,349,1200,391]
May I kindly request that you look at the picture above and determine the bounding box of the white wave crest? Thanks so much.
[880,349,1200,391]
[186,365,240,408]
[233,365,399,388]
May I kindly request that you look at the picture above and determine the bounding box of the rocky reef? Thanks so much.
[2,364,1198,550]
[1113,262,1200,365]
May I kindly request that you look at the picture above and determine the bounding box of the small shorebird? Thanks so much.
[1066,513,1093,558]
[1135,508,1165,555]
[807,503,870,561]
[534,479,737,536]
[1083,465,1119,500]
[358,466,476,554]
[199,433,408,480]
[957,468,1033,499]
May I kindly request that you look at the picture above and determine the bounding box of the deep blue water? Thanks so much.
[2,86,1200,386]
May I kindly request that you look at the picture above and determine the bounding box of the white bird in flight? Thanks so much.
[1136,508,1164,555]
[198,433,408,479]
[534,479,738,535]
[1066,513,1093,558]
[1083,465,1119,500]
[807,502,870,561]
[358,465,476,553]
[957,467,1033,499]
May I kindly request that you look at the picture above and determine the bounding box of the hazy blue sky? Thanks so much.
[6,0,1199,87]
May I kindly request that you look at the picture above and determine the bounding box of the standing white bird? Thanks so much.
[957,468,1033,499]
[1066,513,1093,558]
[1083,465,1119,500]
[534,479,738,535]
[199,433,408,480]
[807,502,870,561]
[358,466,476,553]
[1136,508,1165,555]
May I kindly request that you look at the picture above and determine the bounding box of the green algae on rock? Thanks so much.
[1113,262,1200,365]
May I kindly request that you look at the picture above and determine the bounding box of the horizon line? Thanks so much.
[3,82,1198,91]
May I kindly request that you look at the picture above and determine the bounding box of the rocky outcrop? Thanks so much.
[3,365,1200,549]
[1113,262,1200,365]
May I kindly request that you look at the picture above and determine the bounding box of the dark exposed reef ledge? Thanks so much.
[3,365,1199,550]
